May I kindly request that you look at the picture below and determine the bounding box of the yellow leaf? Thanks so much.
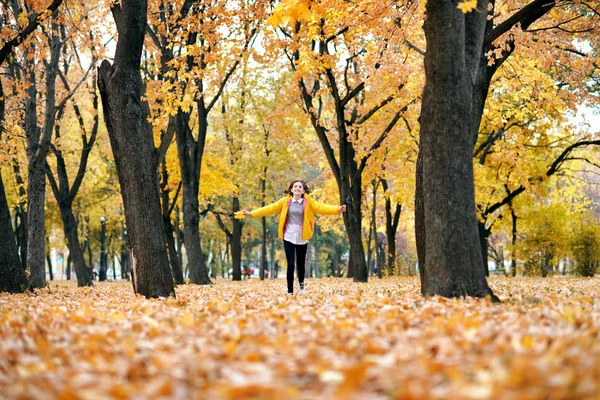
[457,0,478,13]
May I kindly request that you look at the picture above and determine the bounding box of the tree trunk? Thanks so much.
[46,237,54,281]
[11,181,27,270]
[260,217,267,280]
[24,68,44,289]
[59,204,93,286]
[260,172,267,281]
[160,162,183,284]
[27,158,48,288]
[231,197,242,281]
[344,195,367,282]
[0,172,28,293]
[98,0,174,298]
[418,0,497,300]
[376,234,385,278]
[510,204,517,277]
[382,179,401,277]
[66,254,71,280]
[174,111,210,285]
[270,227,276,279]
[415,149,426,289]
[120,222,130,280]
[478,221,490,277]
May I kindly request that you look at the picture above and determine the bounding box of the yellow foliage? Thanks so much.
[457,0,478,13]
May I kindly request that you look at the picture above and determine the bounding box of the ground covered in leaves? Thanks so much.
[1,277,599,399]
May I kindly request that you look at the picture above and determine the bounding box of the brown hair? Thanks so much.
[284,180,311,196]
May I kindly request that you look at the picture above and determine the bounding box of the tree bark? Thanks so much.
[478,221,491,277]
[231,198,242,281]
[160,162,183,284]
[27,11,64,288]
[418,0,497,299]
[59,204,93,285]
[0,172,28,293]
[510,204,517,277]
[174,111,211,285]
[98,0,174,298]
[381,178,401,276]
[46,237,54,281]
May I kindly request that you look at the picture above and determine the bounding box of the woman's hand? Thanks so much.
[241,209,252,216]
[340,205,346,213]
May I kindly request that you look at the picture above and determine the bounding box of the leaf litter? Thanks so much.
[1,276,599,399]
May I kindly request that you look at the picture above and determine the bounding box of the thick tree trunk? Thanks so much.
[98,0,174,298]
[0,172,28,293]
[418,0,497,300]
[340,175,367,282]
[59,204,93,286]
[27,159,47,288]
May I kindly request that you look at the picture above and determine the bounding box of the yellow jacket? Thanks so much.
[250,195,341,241]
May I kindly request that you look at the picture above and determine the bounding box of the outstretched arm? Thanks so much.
[241,197,287,218]
[312,199,346,215]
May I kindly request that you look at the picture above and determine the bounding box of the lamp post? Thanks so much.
[99,216,107,281]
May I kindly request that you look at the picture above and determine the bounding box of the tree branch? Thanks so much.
[483,0,555,48]
[0,0,65,66]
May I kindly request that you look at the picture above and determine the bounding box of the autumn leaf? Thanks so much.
[457,0,478,13]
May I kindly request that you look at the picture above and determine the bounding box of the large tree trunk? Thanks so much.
[418,0,496,299]
[98,0,174,298]
[0,172,28,293]
[26,158,48,288]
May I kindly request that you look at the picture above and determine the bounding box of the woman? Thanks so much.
[240,180,346,295]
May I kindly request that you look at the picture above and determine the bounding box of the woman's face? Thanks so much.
[291,181,305,196]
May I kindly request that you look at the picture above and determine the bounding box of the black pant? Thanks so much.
[284,240,307,293]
